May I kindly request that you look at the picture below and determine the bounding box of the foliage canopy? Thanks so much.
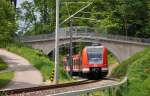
[18,0,150,38]
[0,0,17,42]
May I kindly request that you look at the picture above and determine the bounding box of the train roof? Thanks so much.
[85,46,104,49]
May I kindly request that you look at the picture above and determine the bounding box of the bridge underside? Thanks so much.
[24,37,148,62]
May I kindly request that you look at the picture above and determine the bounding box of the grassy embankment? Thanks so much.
[0,58,14,89]
[6,44,72,82]
[111,47,150,96]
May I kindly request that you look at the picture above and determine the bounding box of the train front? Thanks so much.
[82,46,108,78]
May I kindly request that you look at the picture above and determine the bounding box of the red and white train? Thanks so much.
[63,46,108,78]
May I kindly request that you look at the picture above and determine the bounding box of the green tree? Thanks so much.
[0,0,17,43]
[91,0,150,38]
[19,0,150,38]
[116,0,149,37]
[19,0,55,35]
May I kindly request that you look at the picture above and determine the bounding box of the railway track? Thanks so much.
[0,77,117,96]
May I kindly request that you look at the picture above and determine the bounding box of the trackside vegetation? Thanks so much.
[0,58,8,70]
[0,72,14,89]
[0,58,14,89]
[112,47,150,96]
[6,44,72,82]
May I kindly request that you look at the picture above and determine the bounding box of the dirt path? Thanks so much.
[0,49,43,89]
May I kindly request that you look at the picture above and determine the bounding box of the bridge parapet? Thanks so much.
[19,26,150,44]
[18,26,149,62]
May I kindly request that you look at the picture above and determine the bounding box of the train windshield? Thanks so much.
[87,47,103,64]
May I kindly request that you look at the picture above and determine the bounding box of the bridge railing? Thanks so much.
[20,26,150,44]
[105,34,150,43]
[20,34,54,42]
[71,32,150,44]
[70,27,150,44]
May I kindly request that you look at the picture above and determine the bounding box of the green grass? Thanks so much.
[112,48,148,78]
[108,52,118,65]
[0,57,13,89]
[0,72,14,89]
[58,64,73,83]
[0,58,8,70]
[6,43,72,82]
[112,47,150,96]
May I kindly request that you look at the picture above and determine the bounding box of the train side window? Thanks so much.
[75,60,77,65]
[76,59,78,65]
[66,56,70,65]
[78,59,80,65]
[79,58,82,65]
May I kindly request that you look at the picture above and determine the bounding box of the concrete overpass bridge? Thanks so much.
[20,26,150,62]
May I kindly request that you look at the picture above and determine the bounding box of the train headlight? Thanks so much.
[82,68,90,73]
[101,68,108,71]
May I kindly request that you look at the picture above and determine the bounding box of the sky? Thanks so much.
[16,0,32,8]
[16,0,40,34]
[16,0,33,34]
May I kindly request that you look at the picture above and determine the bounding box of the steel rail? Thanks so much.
[0,79,102,95]
[49,77,127,96]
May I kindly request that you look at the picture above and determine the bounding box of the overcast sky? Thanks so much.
[16,0,34,34]
[17,0,32,8]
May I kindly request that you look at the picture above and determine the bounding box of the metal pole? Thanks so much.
[69,19,73,76]
[54,0,59,84]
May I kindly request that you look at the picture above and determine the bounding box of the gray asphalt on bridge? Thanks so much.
[19,26,150,62]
